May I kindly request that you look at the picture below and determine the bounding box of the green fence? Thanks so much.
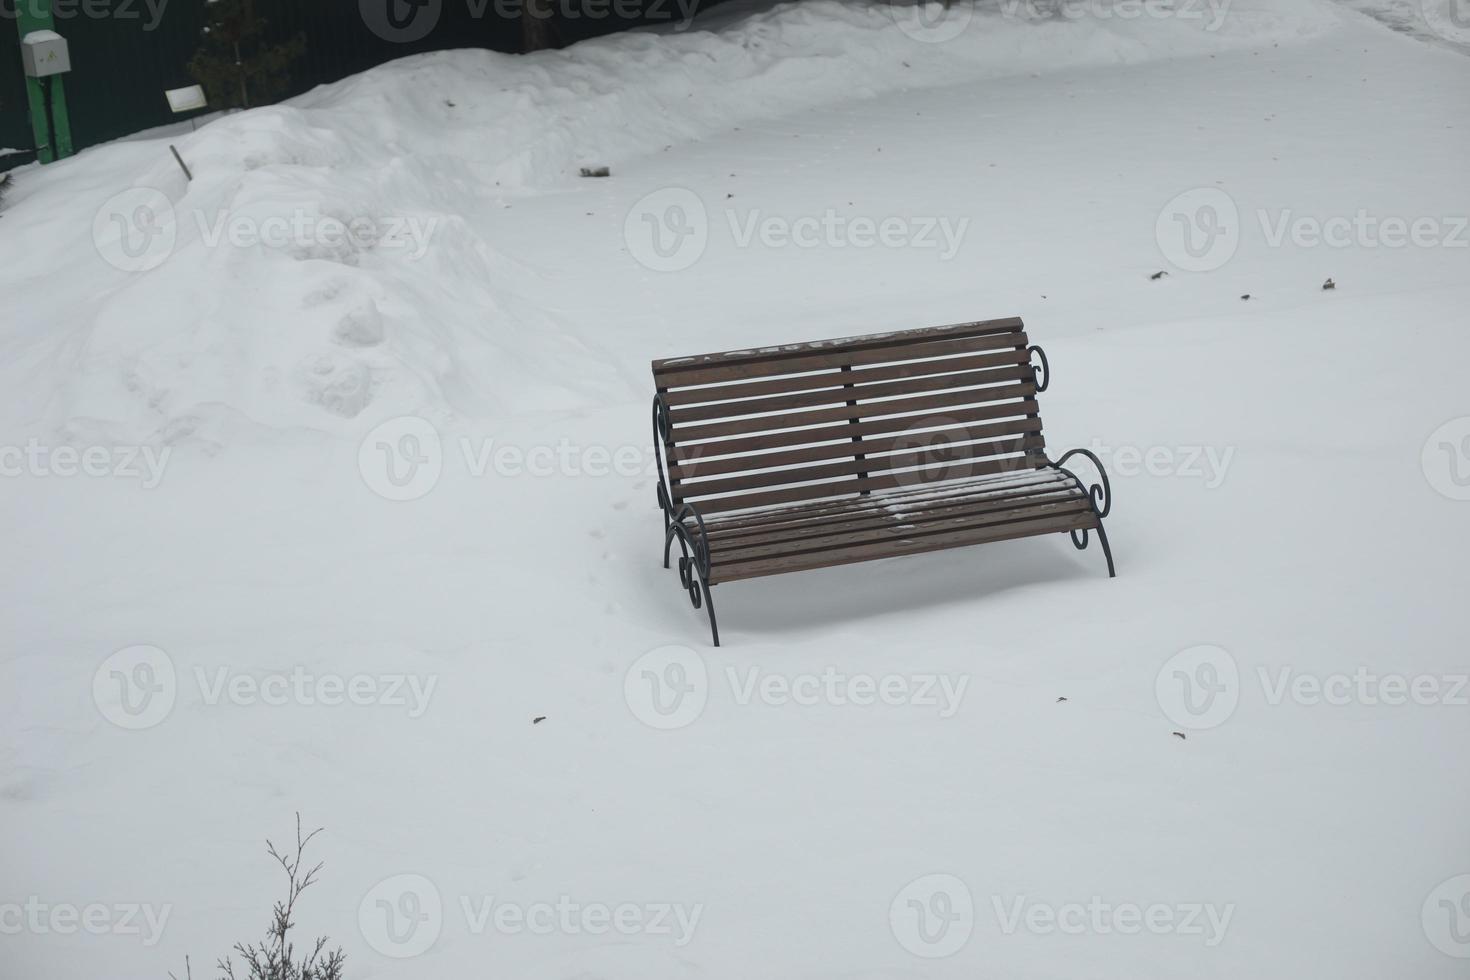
[1,0,702,170]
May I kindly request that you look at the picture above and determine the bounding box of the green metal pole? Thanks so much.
[13,0,74,163]
[47,76,73,158]
[22,76,52,165]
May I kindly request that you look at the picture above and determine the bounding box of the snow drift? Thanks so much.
[0,0,1344,447]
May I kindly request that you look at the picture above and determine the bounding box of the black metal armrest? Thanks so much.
[665,501,712,575]
[1026,344,1050,392]
[1050,447,1111,519]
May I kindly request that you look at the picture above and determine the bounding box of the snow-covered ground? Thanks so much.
[2,1,1468,978]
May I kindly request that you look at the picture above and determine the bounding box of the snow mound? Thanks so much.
[0,0,1345,446]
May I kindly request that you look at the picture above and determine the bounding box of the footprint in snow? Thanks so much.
[331,301,385,348]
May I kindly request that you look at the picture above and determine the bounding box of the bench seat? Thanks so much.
[702,467,1095,583]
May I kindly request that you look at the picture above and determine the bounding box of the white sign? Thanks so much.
[164,85,207,113]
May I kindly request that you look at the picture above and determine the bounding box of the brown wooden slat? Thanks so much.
[692,456,1049,515]
[711,495,1092,566]
[671,399,1041,462]
[656,331,1028,389]
[652,317,1023,376]
[708,510,1095,583]
[704,467,1075,536]
[668,365,1034,424]
[661,349,1032,407]
[712,484,1088,554]
[674,383,1038,443]
[670,418,1043,480]
[674,435,1044,500]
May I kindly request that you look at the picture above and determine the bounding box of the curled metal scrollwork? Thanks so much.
[662,502,720,645]
[653,396,722,641]
[652,394,675,519]
[1052,447,1111,519]
[664,504,712,580]
[1050,447,1115,578]
[1026,344,1050,393]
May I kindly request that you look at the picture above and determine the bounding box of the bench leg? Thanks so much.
[664,520,721,646]
[695,578,720,647]
[1094,520,1116,578]
[1070,523,1116,578]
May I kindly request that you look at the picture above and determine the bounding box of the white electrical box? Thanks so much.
[21,30,71,78]
[165,85,208,113]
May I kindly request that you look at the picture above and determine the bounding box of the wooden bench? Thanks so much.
[652,317,1114,645]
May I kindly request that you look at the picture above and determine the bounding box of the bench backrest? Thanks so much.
[653,317,1050,516]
